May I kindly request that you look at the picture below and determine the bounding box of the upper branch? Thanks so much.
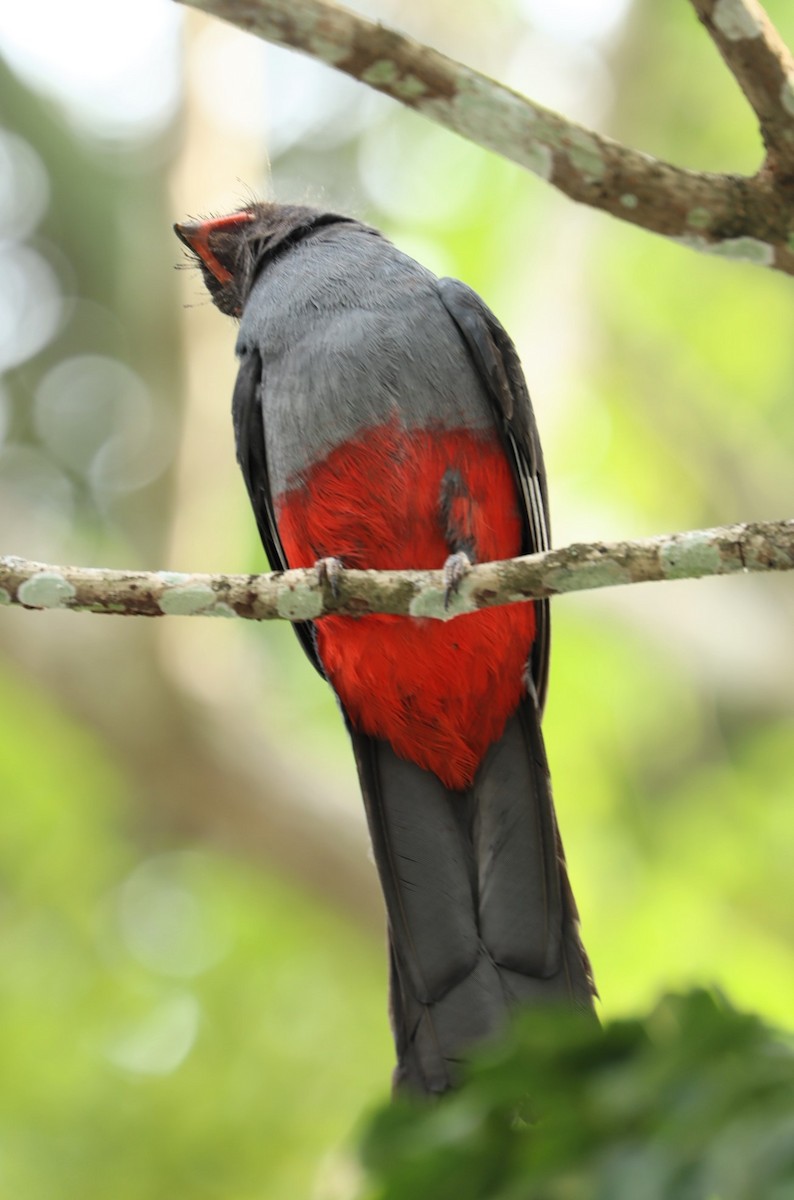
[2,519,793,622]
[176,0,794,275]
[690,0,794,175]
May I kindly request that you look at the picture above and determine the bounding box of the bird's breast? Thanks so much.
[276,418,535,789]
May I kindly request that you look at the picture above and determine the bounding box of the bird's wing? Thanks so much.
[231,345,325,675]
[437,277,551,712]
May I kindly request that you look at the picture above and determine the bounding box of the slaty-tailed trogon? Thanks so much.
[174,203,595,1095]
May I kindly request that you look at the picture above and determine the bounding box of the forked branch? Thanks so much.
[175,0,794,273]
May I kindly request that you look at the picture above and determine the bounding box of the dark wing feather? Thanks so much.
[437,277,550,711]
[231,346,324,675]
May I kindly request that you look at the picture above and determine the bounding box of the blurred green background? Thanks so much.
[0,1,793,1196]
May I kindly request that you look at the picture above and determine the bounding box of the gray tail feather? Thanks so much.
[349,694,595,1096]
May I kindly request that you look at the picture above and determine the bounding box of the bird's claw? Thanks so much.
[442,551,472,610]
[315,556,344,600]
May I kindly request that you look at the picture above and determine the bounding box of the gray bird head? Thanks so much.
[174,201,355,317]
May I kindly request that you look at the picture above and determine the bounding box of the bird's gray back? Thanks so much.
[235,225,497,496]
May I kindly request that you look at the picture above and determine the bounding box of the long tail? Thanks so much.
[349,692,595,1096]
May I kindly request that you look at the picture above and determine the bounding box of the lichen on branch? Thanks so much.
[175,0,794,275]
[3,519,793,623]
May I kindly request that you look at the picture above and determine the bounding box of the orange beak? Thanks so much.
[174,211,255,285]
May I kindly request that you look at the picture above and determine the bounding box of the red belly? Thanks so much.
[276,421,535,790]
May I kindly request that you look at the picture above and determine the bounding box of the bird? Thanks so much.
[174,202,595,1095]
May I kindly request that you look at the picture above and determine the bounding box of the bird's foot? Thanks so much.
[315,556,344,600]
[442,551,472,610]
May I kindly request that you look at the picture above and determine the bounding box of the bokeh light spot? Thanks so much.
[103,989,201,1076]
[0,129,49,241]
[34,354,175,498]
[0,243,62,372]
[0,0,181,139]
[116,851,232,979]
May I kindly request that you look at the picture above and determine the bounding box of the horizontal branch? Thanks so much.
[175,0,794,275]
[2,519,793,623]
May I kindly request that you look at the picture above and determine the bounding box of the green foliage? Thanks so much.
[358,991,794,1200]
[0,658,391,1200]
